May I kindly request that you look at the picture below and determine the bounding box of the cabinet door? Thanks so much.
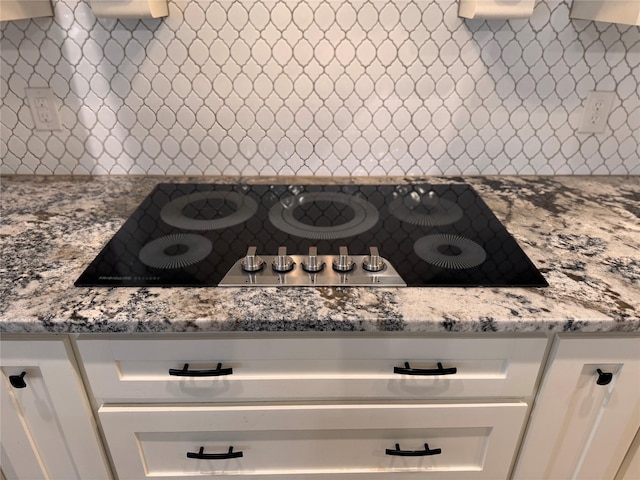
[0,337,112,480]
[100,402,528,480]
[513,335,640,480]
[1,377,47,479]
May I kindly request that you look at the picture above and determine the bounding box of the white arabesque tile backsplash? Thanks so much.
[1,0,639,176]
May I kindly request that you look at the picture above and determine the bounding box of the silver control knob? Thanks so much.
[241,246,264,272]
[302,246,324,273]
[362,246,385,272]
[332,246,355,272]
[272,246,295,273]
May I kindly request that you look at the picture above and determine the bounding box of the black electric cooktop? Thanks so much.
[75,183,548,288]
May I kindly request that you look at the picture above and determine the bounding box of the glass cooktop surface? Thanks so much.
[75,183,548,287]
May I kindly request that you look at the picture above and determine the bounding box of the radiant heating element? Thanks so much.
[75,183,548,288]
[389,191,464,227]
[268,191,380,240]
[413,234,487,270]
[160,191,258,230]
[138,234,212,270]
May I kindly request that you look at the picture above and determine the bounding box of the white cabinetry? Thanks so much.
[77,334,548,480]
[5,332,635,479]
[0,336,111,480]
[513,335,640,480]
[570,0,640,26]
[0,0,53,21]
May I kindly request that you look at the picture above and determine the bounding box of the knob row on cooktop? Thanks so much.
[241,246,385,274]
[220,246,407,287]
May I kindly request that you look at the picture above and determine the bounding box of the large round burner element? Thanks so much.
[161,191,258,231]
[389,190,463,227]
[414,234,487,270]
[138,234,212,270]
[268,192,379,240]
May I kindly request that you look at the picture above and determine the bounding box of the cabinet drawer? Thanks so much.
[100,402,527,479]
[77,335,547,402]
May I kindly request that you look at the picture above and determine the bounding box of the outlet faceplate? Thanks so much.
[578,91,615,134]
[25,87,62,131]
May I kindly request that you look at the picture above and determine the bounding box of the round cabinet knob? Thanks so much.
[362,246,385,272]
[332,246,355,272]
[302,246,324,273]
[272,246,294,273]
[241,246,265,272]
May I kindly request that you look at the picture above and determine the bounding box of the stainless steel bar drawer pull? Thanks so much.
[168,363,233,377]
[187,446,243,460]
[385,443,442,457]
[393,362,457,376]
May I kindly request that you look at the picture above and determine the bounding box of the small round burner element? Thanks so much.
[138,234,212,270]
[161,192,258,231]
[268,192,379,239]
[414,234,487,270]
[389,190,463,227]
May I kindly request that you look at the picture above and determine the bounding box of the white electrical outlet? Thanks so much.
[578,91,615,134]
[25,87,62,131]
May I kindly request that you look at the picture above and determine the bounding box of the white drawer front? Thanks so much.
[100,402,527,479]
[77,336,546,402]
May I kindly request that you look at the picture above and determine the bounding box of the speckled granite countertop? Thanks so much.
[1,175,638,334]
